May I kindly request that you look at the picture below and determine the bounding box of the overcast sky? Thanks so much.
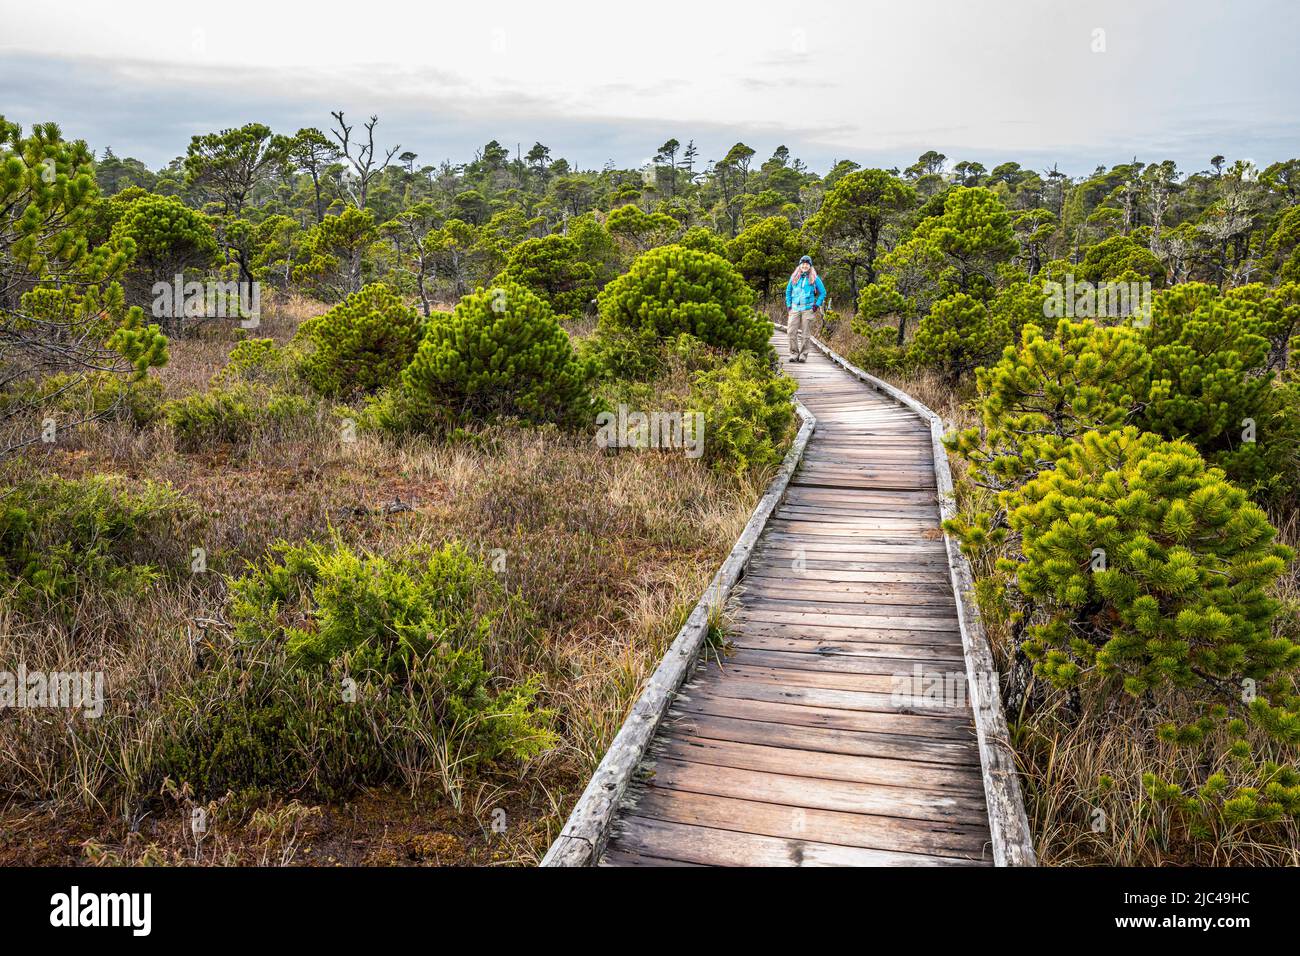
[2,0,1296,177]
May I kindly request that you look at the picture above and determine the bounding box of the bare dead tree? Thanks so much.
[329,111,400,211]
[1198,173,1257,288]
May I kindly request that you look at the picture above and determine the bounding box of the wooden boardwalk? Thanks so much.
[598,336,995,866]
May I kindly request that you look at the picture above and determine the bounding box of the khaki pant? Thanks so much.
[787,308,819,358]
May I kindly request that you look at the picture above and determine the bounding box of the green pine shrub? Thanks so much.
[109,193,219,304]
[567,212,623,286]
[1139,281,1298,497]
[1222,281,1299,372]
[909,291,1009,385]
[230,540,505,674]
[948,319,1152,489]
[689,352,798,477]
[153,660,395,805]
[1141,701,1300,840]
[579,325,666,382]
[1265,206,1300,282]
[399,280,595,427]
[726,215,804,299]
[948,282,1300,505]
[853,276,915,361]
[1074,234,1167,287]
[496,234,600,318]
[213,337,299,390]
[950,339,1300,853]
[952,428,1294,695]
[353,383,429,436]
[294,282,423,397]
[595,244,773,356]
[679,226,729,258]
[606,203,681,252]
[0,370,163,427]
[988,279,1051,342]
[846,318,911,376]
[16,282,168,378]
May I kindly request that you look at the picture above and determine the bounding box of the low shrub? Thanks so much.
[0,474,196,610]
[1140,282,1297,498]
[153,540,555,802]
[164,383,314,450]
[496,234,599,318]
[909,291,1009,386]
[581,327,732,385]
[213,337,299,390]
[295,282,423,397]
[400,281,595,428]
[679,226,729,258]
[948,319,1152,490]
[0,371,163,427]
[689,352,797,477]
[596,244,773,356]
[970,428,1295,694]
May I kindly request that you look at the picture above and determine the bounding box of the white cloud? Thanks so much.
[1,0,1296,173]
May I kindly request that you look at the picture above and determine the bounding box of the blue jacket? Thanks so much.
[786,273,826,310]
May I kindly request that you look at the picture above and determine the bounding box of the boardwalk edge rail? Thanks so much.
[804,333,1037,867]
[540,395,818,867]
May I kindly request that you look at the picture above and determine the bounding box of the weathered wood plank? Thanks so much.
[652,735,986,791]
[599,847,705,867]
[623,788,991,859]
[720,632,969,663]
[680,676,966,718]
[605,816,982,868]
[702,661,965,698]
[736,594,962,618]
[672,691,979,740]
[743,563,954,583]
[723,646,961,676]
[636,757,990,823]
[754,539,951,556]
[733,607,962,632]
[607,816,986,867]
[664,709,982,763]
[737,582,958,604]
[731,619,965,645]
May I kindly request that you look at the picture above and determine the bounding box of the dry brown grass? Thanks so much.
[0,291,762,866]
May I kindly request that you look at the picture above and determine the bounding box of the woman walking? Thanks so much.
[785,254,825,362]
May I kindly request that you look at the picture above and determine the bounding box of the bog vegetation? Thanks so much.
[1,112,1298,864]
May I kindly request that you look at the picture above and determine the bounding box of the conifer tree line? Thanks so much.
[78,121,1299,312]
